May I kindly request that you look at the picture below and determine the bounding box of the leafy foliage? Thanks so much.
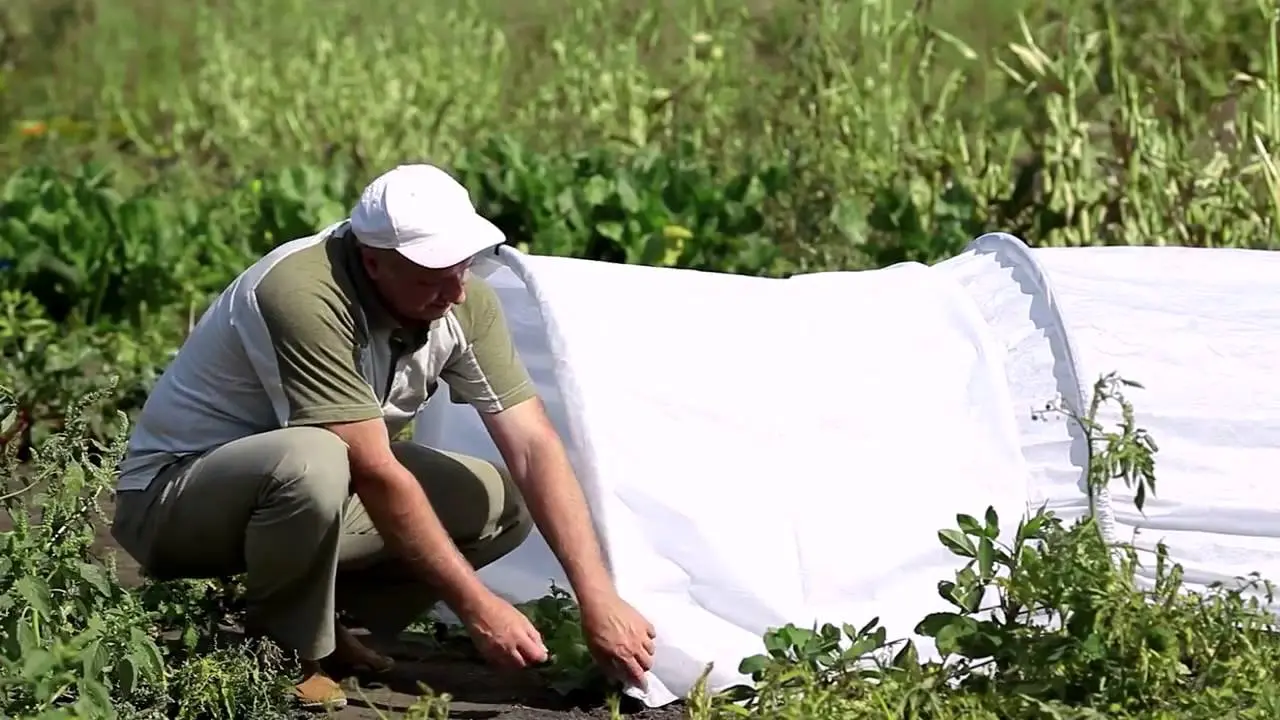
[3,0,1280,716]
[1,380,165,716]
[0,383,292,719]
[517,583,610,697]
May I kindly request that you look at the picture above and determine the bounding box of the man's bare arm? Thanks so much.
[325,418,493,619]
[480,397,617,609]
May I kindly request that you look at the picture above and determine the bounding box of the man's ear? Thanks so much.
[359,246,391,278]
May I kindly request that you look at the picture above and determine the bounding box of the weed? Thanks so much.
[0,379,169,717]
[0,382,296,718]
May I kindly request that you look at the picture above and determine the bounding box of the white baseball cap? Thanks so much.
[348,163,506,269]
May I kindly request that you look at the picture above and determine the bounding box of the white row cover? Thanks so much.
[412,232,1280,707]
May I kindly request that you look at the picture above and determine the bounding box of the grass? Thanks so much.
[4,0,1280,716]
[6,0,1280,263]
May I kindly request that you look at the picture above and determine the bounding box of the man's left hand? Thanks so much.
[581,593,656,689]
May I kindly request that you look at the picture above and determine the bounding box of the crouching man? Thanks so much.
[110,163,655,710]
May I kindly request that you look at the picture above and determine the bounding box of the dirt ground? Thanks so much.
[73,496,689,720]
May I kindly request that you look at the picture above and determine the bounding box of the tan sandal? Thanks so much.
[293,671,348,711]
[238,621,356,708]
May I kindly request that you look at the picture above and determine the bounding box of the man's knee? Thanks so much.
[264,426,351,516]
[492,464,534,546]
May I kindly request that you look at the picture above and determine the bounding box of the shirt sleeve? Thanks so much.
[248,273,385,427]
[440,276,538,413]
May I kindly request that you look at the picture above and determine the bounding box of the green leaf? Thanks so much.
[957,581,984,614]
[22,648,59,680]
[892,640,919,669]
[76,677,114,714]
[956,514,983,536]
[615,176,640,213]
[16,576,52,617]
[931,615,980,656]
[915,612,967,637]
[983,506,1000,535]
[977,537,995,579]
[78,562,112,597]
[131,633,165,679]
[583,175,610,206]
[81,639,108,679]
[738,654,769,677]
[17,616,39,652]
[114,655,138,696]
[779,624,815,651]
[741,175,767,206]
[182,624,199,650]
[846,633,881,659]
[1081,632,1105,658]
[854,617,881,638]
[763,627,788,655]
[595,221,624,241]
[1017,512,1048,544]
[62,460,86,496]
[938,529,976,558]
[937,580,957,603]
[638,234,672,266]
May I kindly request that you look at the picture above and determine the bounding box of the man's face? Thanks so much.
[360,248,471,323]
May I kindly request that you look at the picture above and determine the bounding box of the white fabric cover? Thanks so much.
[413,233,1280,707]
[939,235,1280,599]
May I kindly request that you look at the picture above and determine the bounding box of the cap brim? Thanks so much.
[394,215,506,269]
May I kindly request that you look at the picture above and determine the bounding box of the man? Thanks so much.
[110,163,656,710]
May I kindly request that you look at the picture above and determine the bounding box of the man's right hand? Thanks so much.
[459,592,549,669]
[328,417,547,669]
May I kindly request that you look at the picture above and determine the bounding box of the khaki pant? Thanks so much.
[111,426,532,661]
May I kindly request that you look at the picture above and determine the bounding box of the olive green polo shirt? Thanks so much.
[116,221,536,492]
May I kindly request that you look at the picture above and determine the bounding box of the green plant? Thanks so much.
[689,375,1280,719]
[164,637,292,720]
[454,137,787,275]
[0,379,169,717]
[0,290,178,454]
[517,582,613,697]
[0,165,204,326]
[0,380,300,719]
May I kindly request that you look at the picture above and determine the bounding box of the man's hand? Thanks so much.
[480,399,658,687]
[459,593,549,670]
[581,593,656,689]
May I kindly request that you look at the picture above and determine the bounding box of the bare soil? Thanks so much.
[67,496,689,720]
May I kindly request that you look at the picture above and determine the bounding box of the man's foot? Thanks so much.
[240,619,354,710]
[320,622,396,680]
[293,663,348,712]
